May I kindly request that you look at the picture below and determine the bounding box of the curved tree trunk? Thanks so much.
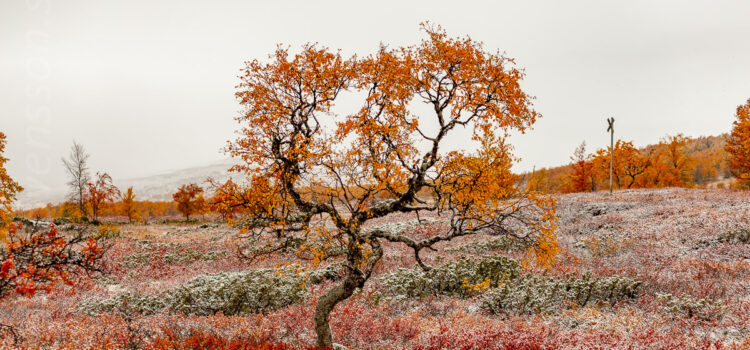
[627,176,635,189]
[314,271,365,348]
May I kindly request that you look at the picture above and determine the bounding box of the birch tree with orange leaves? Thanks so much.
[566,141,595,192]
[224,24,557,347]
[173,183,205,220]
[592,140,650,189]
[0,132,23,241]
[725,98,750,187]
[85,172,120,222]
[120,187,138,223]
[658,134,694,187]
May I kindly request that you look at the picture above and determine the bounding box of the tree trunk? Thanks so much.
[314,271,365,348]
[627,176,635,189]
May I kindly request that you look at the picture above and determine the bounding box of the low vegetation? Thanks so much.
[80,268,308,316]
[3,24,750,350]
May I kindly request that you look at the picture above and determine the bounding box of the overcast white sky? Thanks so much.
[2,0,750,194]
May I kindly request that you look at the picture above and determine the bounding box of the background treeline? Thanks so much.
[522,133,734,193]
[13,133,740,221]
[19,199,182,222]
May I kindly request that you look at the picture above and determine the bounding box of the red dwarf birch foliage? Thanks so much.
[224,24,557,347]
[0,223,104,299]
[0,133,105,309]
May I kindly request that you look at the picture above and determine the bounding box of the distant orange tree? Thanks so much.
[86,172,120,222]
[565,141,595,192]
[591,140,650,189]
[222,24,557,347]
[656,134,694,187]
[725,98,750,187]
[172,184,205,220]
[616,140,650,188]
[120,187,139,223]
[525,167,550,193]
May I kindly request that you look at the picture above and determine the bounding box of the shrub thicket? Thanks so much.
[447,236,532,255]
[480,272,642,315]
[656,293,725,320]
[718,228,750,244]
[80,268,307,316]
[380,256,520,298]
[381,256,642,315]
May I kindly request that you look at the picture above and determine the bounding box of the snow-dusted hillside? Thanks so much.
[15,159,238,209]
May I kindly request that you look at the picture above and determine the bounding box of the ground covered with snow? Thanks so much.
[2,188,749,349]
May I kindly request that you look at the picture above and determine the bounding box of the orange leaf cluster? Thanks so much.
[173,183,206,220]
[0,132,23,240]
[726,98,750,186]
[86,172,121,222]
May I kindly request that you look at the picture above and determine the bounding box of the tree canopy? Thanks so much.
[222,24,557,347]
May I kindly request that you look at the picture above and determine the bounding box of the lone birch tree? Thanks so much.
[224,24,558,347]
[62,141,90,219]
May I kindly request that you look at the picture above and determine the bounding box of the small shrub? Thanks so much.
[95,223,121,239]
[80,268,308,316]
[119,246,226,268]
[119,252,153,268]
[380,256,520,298]
[656,293,725,320]
[718,228,750,244]
[53,217,71,226]
[447,236,532,254]
[480,272,642,315]
[163,250,227,264]
[308,264,343,284]
[583,235,634,257]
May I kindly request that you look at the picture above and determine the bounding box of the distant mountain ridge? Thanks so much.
[15,159,238,209]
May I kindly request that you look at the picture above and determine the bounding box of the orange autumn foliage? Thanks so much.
[0,222,104,299]
[173,183,206,220]
[208,177,276,221]
[725,98,750,187]
[533,134,728,193]
[224,24,557,347]
[120,186,139,223]
[565,141,594,193]
[616,141,651,188]
[0,132,23,241]
[590,140,650,189]
[20,200,182,221]
[86,172,121,222]
[657,134,694,187]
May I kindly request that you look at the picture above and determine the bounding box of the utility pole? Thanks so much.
[606,117,615,195]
